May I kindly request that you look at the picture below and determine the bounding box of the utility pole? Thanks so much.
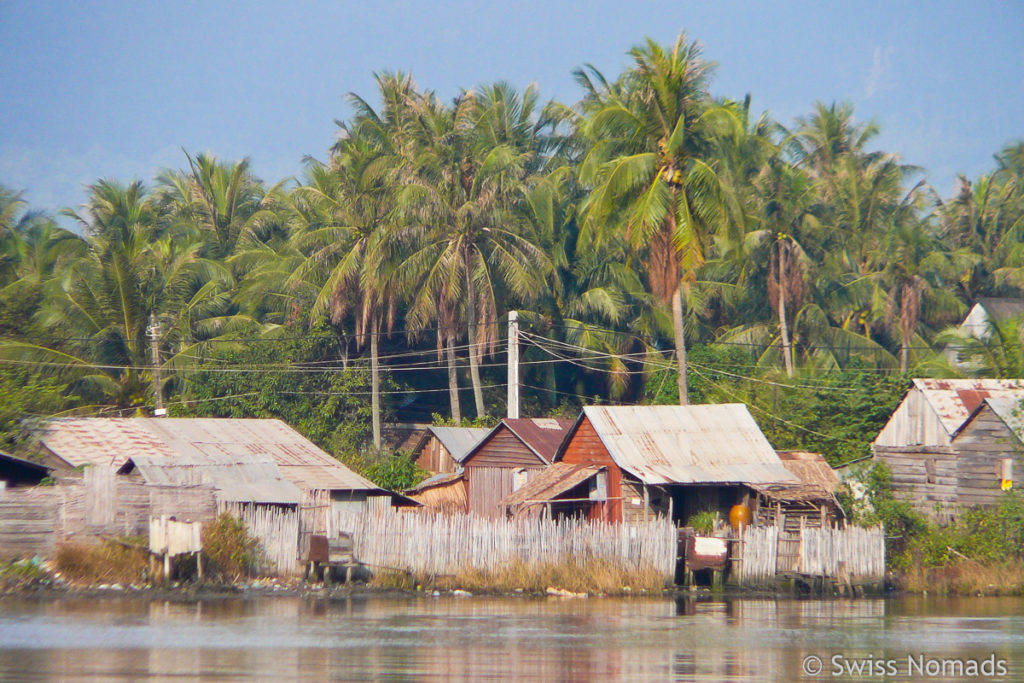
[507,310,519,419]
[147,313,165,415]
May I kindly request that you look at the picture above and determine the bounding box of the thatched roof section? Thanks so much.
[499,462,603,512]
[751,451,839,503]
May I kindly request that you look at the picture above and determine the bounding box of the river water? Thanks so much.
[0,593,1021,681]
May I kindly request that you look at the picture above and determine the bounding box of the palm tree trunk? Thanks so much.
[370,317,382,450]
[672,286,688,405]
[778,246,795,378]
[465,251,485,418]
[445,330,461,423]
[900,335,909,375]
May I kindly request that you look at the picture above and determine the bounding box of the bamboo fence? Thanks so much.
[333,510,676,577]
[738,523,884,584]
[220,503,300,575]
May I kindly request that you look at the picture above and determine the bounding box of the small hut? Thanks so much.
[516,405,796,525]
[407,426,491,474]
[462,418,573,517]
[750,451,842,530]
[947,397,1024,507]
[873,379,1024,519]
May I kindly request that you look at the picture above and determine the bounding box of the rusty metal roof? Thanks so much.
[500,418,575,464]
[563,405,797,486]
[426,426,492,464]
[975,396,1024,445]
[912,379,1024,436]
[125,452,300,504]
[40,417,386,502]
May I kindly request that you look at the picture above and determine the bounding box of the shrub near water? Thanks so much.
[55,540,151,585]
[201,513,261,580]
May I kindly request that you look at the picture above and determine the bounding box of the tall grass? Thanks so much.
[369,558,669,595]
[55,540,151,585]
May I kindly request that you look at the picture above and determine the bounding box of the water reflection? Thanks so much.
[0,594,1020,681]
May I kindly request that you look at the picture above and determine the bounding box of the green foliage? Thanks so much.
[201,513,262,580]
[339,448,428,491]
[430,412,499,429]
[688,509,717,535]
[0,368,74,453]
[172,330,394,454]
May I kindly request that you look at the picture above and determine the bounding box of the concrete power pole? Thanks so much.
[147,313,165,415]
[507,310,520,419]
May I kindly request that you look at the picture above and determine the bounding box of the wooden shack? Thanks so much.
[405,472,467,514]
[947,397,1024,505]
[502,405,797,525]
[873,379,1024,520]
[407,426,491,474]
[462,418,573,518]
[751,451,842,530]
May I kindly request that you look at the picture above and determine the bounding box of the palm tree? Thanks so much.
[290,74,418,447]
[399,83,550,418]
[578,33,727,403]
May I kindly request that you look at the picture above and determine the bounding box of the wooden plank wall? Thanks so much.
[561,418,622,522]
[874,446,958,521]
[414,437,456,473]
[467,465,542,518]
[0,488,58,561]
[465,428,546,468]
[953,407,1023,507]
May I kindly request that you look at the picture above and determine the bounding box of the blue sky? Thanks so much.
[2,1,1022,217]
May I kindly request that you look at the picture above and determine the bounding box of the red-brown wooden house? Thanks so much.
[502,404,796,524]
[462,418,573,517]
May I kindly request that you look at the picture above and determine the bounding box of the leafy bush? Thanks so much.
[338,448,427,491]
[201,513,262,580]
[688,509,717,535]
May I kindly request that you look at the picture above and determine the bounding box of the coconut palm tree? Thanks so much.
[399,83,551,418]
[578,33,727,403]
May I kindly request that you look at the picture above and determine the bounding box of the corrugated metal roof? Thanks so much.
[913,379,1024,436]
[40,417,386,503]
[427,426,491,463]
[566,404,797,486]
[405,471,463,493]
[127,452,300,504]
[502,418,575,464]
[977,298,1024,322]
[979,396,1024,445]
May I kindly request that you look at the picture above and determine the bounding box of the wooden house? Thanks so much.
[949,397,1024,506]
[500,405,797,525]
[945,298,1024,368]
[462,418,573,517]
[750,451,842,530]
[37,417,417,574]
[873,379,1024,520]
[407,426,491,474]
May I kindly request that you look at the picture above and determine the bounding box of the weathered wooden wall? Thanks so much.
[466,465,543,518]
[334,509,676,578]
[413,436,457,473]
[560,417,622,522]
[873,446,958,521]
[952,406,1024,507]
[408,479,467,514]
[874,388,951,448]
[0,488,58,560]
